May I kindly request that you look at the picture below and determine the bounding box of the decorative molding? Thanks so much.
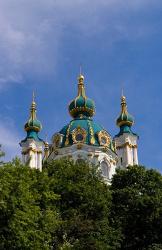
[98,130,111,147]
[116,142,137,149]
[52,133,63,148]
[22,148,42,154]
[88,121,95,145]
[72,127,87,144]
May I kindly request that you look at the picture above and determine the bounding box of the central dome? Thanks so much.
[52,74,115,153]
[68,74,95,118]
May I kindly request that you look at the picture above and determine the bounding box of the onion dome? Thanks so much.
[24,94,42,132]
[21,93,43,142]
[116,95,134,127]
[115,95,137,137]
[69,74,95,118]
[52,73,116,153]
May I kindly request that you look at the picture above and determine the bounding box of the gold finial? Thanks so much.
[44,134,49,158]
[77,67,86,97]
[30,91,36,120]
[121,93,127,114]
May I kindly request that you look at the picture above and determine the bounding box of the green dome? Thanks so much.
[69,96,95,118]
[55,117,115,152]
[116,96,134,127]
[24,100,42,133]
[52,74,115,153]
[116,112,134,127]
[24,118,42,132]
[21,96,43,143]
[68,74,95,118]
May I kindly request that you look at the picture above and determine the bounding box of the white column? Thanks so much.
[37,152,42,171]
[125,145,129,166]
[29,150,34,168]
[133,147,138,165]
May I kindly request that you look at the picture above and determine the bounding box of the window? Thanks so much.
[75,133,84,142]
[101,161,109,178]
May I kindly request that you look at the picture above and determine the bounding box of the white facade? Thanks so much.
[114,133,138,167]
[48,143,118,184]
[20,77,139,182]
[20,139,44,171]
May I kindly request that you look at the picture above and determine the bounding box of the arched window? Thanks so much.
[101,161,109,178]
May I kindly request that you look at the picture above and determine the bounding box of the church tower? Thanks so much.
[20,94,44,170]
[48,73,118,183]
[114,95,138,168]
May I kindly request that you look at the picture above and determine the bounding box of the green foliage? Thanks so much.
[111,165,162,250]
[147,244,162,250]
[46,159,118,250]
[0,158,119,249]
[0,159,60,250]
[0,144,5,165]
[1,158,162,250]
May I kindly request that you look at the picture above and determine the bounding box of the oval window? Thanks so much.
[101,136,107,145]
[75,133,84,142]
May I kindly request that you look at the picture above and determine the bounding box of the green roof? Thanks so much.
[58,117,115,152]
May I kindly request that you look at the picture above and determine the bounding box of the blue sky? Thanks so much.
[0,0,162,171]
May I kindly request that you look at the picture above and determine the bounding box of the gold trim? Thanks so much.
[98,130,111,147]
[69,106,95,118]
[72,126,87,144]
[65,123,71,146]
[77,143,83,149]
[88,121,95,145]
[117,120,134,127]
[22,148,42,154]
[52,133,62,148]
[25,126,40,132]
[116,142,137,149]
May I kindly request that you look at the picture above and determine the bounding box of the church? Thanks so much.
[20,73,138,184]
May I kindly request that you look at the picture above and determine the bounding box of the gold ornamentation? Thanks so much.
[116,142,137,149]
[72,126,86,144]
[88,121,95,145]
[77,74,86,98]
[22,148,42,154]
[65,123,72,146]
[52,133,62,148]
[77,143,83,149]
[69,106,95,118]
[98,130,111,147]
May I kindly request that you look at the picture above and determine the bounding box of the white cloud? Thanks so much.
[0,0,160,89]
[0,118,21,161]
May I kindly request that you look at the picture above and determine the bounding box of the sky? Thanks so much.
[0,0,162,171]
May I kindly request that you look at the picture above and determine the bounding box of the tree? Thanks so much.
[111,165,162,250]
[0,159,60,250]
[0,158,120,249]
[0,144,5,165]
[45,159,120,250]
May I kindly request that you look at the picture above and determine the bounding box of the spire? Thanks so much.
[30,91,36,120]
[77,73,86,98]
[116,94,134,128]
[24,93,42,132]
[121,95,128,114]
[68,73,95,118]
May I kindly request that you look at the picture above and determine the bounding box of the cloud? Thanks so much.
[0,0,160,90]
[0,118,21,161]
